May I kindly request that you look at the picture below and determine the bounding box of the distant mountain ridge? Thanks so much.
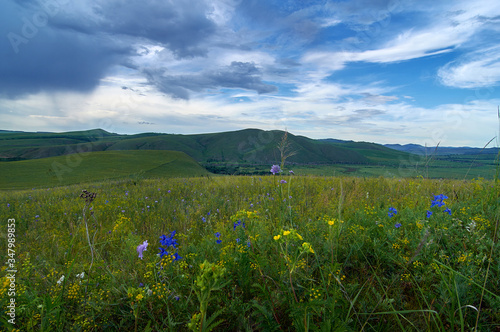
[384,143,500,155]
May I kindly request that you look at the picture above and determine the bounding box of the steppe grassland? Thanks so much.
[0,174,499,331]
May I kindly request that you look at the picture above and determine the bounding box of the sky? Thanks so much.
[1,0,500,147]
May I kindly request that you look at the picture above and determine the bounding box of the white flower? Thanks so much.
[76,272,85,279]
[57,275,65,284]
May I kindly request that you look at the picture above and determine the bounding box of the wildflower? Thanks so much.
[137,240,148,259]
[426,210,433,218]
[76,272,85,279]
[431,194,448,207]
[160,231,178,248]
[283,230,291,236]
[171,252,182,261]
[7,203,10,207]
[274,235,281,241]
[215,232,221,238]
[57,275,65,285]
[236,238,240,244]
[289,170,294,174]
[158,247,169,258]
[201,217,206,223]
[270,165,282,175]
[395,223,402,228]
[302,242,314,254]
[388,207,397,218]
[136,293,144,301]
[280,179,287,184]
[328,220,335,226]
[444,207,451,215]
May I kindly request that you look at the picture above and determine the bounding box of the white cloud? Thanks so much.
[438,46,500,88]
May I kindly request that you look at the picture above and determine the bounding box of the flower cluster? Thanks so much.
[427,194,452,217]
[273,229,303,242]
[388,207,398,218]
[270,165,282,175]
[431,194,448,207]
[158,231,182,261]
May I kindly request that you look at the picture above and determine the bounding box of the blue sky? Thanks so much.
[1,0,500,147]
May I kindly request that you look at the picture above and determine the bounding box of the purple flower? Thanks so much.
[426,210,433,218]
[289,170,294,175]
[137,240,148,259]
[395,223,402,228]
[280,179,287,184]
[202,217,206,223]
[7,203,10,207]
[236,238,240,243]
[270,165,282,175]
[215,232,221,238]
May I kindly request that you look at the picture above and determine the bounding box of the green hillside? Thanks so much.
[0,128,411,165]
[0,150,208,190]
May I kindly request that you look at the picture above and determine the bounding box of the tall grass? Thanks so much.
[0,173,499,331]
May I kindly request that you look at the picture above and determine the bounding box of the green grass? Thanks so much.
[0,150,208,190]
[0,174,498,331]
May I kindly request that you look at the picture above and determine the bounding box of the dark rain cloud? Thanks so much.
[0,0,218,98]
[144,61,278,100]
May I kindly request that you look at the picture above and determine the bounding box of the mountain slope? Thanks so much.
[0,128,414,165]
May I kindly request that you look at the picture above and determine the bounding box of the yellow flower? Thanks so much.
[296,233,303,240]
[328,220,334,226]
[136,293,144,301]
[273,235,281,241]
[283,231,291,236]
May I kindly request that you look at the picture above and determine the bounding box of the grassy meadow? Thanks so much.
[1,171,499,331]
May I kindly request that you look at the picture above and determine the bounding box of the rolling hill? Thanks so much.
[0,128,412,166]
[0,150,208,190]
